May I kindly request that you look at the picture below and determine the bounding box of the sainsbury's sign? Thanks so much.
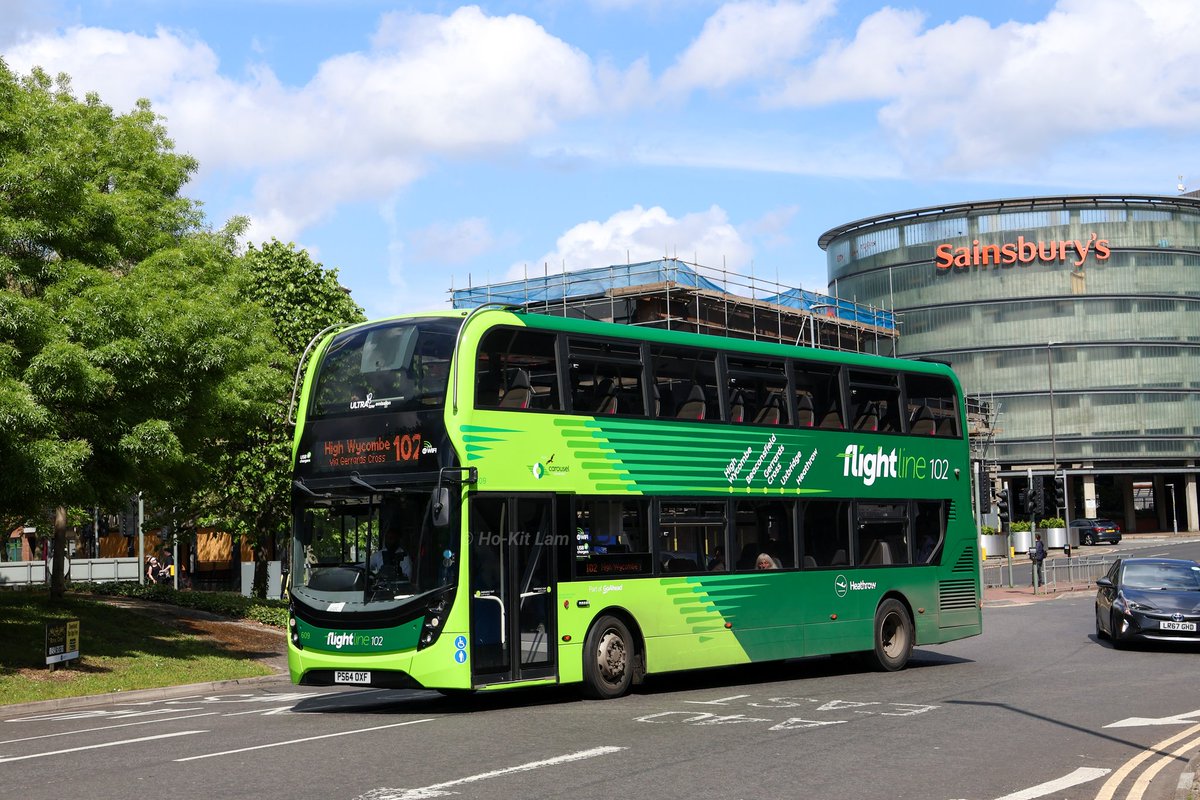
[935,233,1110,271]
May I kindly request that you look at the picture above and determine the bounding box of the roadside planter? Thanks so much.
[1009,526,1032,554]
[1041,527,1068,548]
[980,532,1007,559]
[1038,518,1068,549]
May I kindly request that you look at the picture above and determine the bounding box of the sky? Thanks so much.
[2,0,1197,318]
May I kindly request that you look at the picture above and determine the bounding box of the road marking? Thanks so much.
[0,730,205,763]
[1124,731,1200,800]
[1095,722,1200,800]
[173,719,434,762]
[221,706,295,717]
[0,712,219,745]
[355,746,626,800]
[683,694,751,705]
[990,767,1110,800]
[1106,709,1200,728]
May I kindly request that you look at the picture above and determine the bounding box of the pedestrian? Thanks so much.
[1030,532,1046,588]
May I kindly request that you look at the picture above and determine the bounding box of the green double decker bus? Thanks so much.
[286,307,981,698]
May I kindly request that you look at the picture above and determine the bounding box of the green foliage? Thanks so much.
[1038,517,1066,529]
[0,64,370,600]
[1011,520,1032,532]
[981,525,997,536]
[201,239,366,597]
[77,581,287,628]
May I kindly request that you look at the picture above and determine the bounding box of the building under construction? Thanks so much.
[451,259,897,355]
[452,258,995,470]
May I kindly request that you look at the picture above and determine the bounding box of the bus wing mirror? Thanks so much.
[432,487,451,528]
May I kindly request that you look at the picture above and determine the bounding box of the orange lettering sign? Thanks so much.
[935,233,1110,271]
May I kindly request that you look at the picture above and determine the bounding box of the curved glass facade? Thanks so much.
[819,195,1200,466]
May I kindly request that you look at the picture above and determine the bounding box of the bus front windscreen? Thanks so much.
[310,317,461,418]
[292,492,459,604]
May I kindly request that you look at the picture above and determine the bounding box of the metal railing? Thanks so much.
[0,557,141,587]
[982,554,1117,590]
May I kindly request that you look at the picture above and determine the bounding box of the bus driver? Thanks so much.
[370,523,412,580]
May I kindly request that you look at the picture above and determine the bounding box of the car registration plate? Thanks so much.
[334,670,371,684]
[1159,621,1196,632]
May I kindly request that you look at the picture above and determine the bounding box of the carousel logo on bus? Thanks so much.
[838,444,951,485]
[348,392,392,411]
[834,574,878,598]
[530,454,569,479]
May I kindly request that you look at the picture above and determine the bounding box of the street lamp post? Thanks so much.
[1166,482,1178,535]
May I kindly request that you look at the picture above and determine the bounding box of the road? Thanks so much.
[2,541,1198,800]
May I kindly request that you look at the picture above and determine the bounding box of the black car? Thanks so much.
[1095,557,1200,647]
[1070,517,1122,546]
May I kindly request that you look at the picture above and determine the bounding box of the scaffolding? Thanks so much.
[450,258,898,355]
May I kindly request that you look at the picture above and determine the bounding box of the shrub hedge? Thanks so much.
[74,581,287,628]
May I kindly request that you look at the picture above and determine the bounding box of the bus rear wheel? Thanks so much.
[870,599,913,672]
[583,615,634,699]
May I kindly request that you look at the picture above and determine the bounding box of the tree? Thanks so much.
[205,239,364,597]
[0,62,278,597]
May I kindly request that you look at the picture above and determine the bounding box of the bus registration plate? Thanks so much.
[334,670,371,684]
[1160,621,1196,632]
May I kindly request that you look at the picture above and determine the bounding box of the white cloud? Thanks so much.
[768,0,1200,170]
[511,204,753,278]
[4,25,220,108]
[661,0,835,94]
[4,7,602,244]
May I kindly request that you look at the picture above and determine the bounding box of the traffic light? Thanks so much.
[1019,488,1030,515]
[1031,483,1046,518]
[1054,474,1066,509]
[977,477,991,512]
[997,489,1010,524]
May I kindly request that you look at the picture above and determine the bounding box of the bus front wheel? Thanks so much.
[583,615,634,699]
[870,599,913,672]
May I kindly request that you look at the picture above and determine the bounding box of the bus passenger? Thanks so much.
[755,553,779,570]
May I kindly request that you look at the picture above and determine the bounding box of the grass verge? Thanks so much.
[0,589,274,706]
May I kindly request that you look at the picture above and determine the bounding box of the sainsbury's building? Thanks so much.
[819,194,1200,533]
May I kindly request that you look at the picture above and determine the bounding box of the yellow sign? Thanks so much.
[45,618,81,666]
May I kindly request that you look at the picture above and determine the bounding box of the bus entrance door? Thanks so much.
[468,495,557,686]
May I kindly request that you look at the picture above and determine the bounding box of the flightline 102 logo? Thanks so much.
[838,443,950,486]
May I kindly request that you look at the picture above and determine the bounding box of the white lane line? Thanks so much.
[0,712,219,745]
[173,718,434,762]
[0,730,206,763]
[357,746,627,800]
[1125,732,1200,800]
[1095,721,1200,800]
[986,767,1110,800]
[221,707,294,717]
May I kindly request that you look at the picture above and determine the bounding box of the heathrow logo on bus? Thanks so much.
[837,443,949,486]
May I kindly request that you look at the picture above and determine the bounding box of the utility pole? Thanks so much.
[137,493,145,585]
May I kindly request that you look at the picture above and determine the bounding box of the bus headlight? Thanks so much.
[417,590,452,651]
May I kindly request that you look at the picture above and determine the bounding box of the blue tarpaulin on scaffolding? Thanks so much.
[761,288,895,330]
[451,259,894,331]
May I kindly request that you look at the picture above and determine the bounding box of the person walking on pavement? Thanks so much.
[1030,532,1047,589]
